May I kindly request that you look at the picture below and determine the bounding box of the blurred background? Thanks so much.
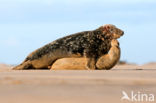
[0,0,156,65]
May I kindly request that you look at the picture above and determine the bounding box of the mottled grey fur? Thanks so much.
[13,24,124,70]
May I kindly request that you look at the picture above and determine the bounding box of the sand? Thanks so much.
[0,63,156,103]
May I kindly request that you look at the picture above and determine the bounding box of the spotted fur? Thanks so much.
[13,24,124,70]
[51,39,120,70]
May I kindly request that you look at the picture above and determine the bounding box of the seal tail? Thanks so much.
[12,60,33,70]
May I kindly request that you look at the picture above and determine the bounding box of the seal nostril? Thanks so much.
[122,31,124,35]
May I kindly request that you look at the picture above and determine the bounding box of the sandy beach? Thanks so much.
[0,63,156,103]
